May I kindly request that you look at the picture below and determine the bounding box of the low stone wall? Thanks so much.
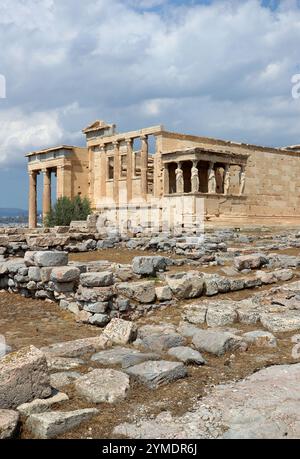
[0,250,296,327]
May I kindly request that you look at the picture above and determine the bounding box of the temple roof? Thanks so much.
[25,145,75,158]
[82,120,115,134]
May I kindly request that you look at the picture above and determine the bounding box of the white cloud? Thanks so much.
[1,0,300,168]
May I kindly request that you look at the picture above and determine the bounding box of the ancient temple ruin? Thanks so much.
[26,120,300,229]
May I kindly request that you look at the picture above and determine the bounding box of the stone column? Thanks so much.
[113,141,120,204]
[175,162,184,194]
[126,139,133,202]
[191,160,199,193]
[223,164,231,195]
[100,145,106,199]
[42,169,51,221]
[56,165,63,199]
[208,162,216,193]
[28,171,37,229]
[239,165,246,195]
[163,164,170,195]
[140,135,148,200]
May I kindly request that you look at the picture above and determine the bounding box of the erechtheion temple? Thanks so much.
[26,120,300,230]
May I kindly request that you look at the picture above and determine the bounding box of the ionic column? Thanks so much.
[208,162,216,193]
[56,165,63,199]
[223,164,231,195]
[100,145,106,199]
[42,169,51,222]
[140,135,148,200]
[239,165,246,195]
[113,141,120,204]
[28,171,37,229]
[126,139,133,202]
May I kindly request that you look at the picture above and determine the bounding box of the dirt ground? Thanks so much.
[1,289,299,439]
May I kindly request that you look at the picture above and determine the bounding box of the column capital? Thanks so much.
[113,140,119,148]
[125,138,133,146]
[140,134,148,141]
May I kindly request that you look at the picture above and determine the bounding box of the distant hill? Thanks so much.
[0,208,28,217]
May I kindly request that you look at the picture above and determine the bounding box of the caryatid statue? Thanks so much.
[175,163,184,193]
[191,161,199,193]
[223,164,231,195]
[208,162,216,193]
[239,165,246,195]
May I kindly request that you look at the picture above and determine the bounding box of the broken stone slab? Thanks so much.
[33,251,69,268]
[26,408,98,439]
[177,322,201,338]
[50,372,82,389]
[167,346,206,365]
[46,357,85,371]
[0,346,51,409]
[132,256,170,276]
[40,335,110,358]
[192,330,248,356]
[80,271,114,287]
[234,253,268,271]
[155,285,173,302]
[141,333,186,353]
[75,369,130,403]
[103,318,137,345]
[182,304,207,325]
[242,330,277,348]
[166,272,204,299]
[125,360,187,389]
[116,281,156,304]
[91,347,141,365]
[89,313,110,327]
[17,391,69,416]
[75,286,114,302]
[121,352,161,369]
[50,266,81,283]
[137,323,177,339]
[260,312,300,333]
[0,410,19,439]
[83,302,109,314]
[206,303,237,327]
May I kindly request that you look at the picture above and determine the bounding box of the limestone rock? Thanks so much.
[103,318,137,345]
[234,253,268,271]
[141,333,186,352]
[260,312,300,333]
[33,251,69,267]
[50,266,80,283]
[192,330,247,356]
[125,360,187,389]
[46,357,85,371]
[89,313,110,327]
[75,369,130,403]
[0,346,51,409]
[167,346,206,365]
[40,336,109,358]
[26,408,98,439]
[50,372,81,389]
[17,391,69,416]
[206,303,237,327]
[243,330,277,348]
[182,304,207,325]
[155,285,173,302]
[80,271,114,287]
[166,272,204,299]
[132,256,169,276]
[0,410,19,439]
[116,281,156,304]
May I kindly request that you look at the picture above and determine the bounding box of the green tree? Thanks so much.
[44,195,92,227]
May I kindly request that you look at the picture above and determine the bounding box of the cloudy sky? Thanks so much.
[1,0,300,209]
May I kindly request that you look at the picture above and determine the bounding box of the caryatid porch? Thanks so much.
[162,147,249,197]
